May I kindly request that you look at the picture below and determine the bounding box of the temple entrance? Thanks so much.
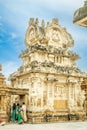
[11,95,28,106]
[0,86,29,122]
[10,94,28,122]
[10,89,29,121]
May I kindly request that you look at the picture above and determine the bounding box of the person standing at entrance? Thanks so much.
[11,103,16,122]
[17,104,24,124]
[22,102,27,122]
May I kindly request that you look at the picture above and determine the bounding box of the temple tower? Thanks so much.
[10,18,86,123]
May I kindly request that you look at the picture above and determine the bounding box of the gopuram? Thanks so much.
[9,18,87,123]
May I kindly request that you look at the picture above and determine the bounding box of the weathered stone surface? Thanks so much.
[73,1,87,27]
[9,18,87,123]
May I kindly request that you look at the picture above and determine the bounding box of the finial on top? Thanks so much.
[41,19,45,28]
[52,18,58,25]
[29,18,34,26]
[35,18,39,25]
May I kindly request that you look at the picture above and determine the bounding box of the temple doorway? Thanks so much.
[10,94,28,121]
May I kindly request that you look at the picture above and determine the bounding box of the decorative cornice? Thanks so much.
[10,60,85,80]
[19,44,79,60]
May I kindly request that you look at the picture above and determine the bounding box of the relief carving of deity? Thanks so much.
[52,29,60,42]
[76,91,85,108]
[54,85,66,99]
[46,28,60,43]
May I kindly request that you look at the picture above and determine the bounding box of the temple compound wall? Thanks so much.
[9,18,87,123]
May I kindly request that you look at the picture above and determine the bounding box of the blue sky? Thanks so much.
[0,0,87,81]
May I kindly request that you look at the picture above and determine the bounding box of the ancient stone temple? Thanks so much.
[73,1,87,27]
[10,18,86,123]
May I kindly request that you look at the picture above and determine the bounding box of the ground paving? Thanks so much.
[0,121,87,130]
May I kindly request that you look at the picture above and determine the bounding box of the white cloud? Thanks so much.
[35,0,84,12]
[70,31,87,42]
[6,0,83,10]
[1,0,84,26]
[2,61,20,83]
[10,32,17,39]
[12,40,25,53]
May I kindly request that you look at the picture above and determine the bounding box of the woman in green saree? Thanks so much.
[16,104,23,124]
[11,103,16,122]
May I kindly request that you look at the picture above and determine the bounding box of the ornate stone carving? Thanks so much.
[25,18,74,49]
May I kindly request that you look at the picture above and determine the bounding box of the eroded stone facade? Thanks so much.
[9,18,87,123]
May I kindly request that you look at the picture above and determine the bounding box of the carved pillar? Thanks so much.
[82,83,87,117]
[0,65,11,122]
[67,82,75,111]
[67,83,72,109]
[0,94,11,122]
[85,86,87,116]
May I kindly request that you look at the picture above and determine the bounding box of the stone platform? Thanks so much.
[0,121,87,130]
